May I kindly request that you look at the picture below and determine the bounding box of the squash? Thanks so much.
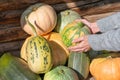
[20,3,57,35]
[61,21,91,79]
[68,52,90,80]
[0,53,41,80]
[21,17,53,74]
[44,66,79,80]
[43,32,69,67]
[61,21,91,47]
[90,53,120,80]
[20,36,31,61]
[54,10,81,33]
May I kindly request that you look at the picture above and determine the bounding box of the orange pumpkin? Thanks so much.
[20,3,57,35]
[90,54,120,80]
[43,32,69,67]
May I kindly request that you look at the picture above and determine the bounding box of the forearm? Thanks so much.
[88,28,120,51]
[96,12,120,32]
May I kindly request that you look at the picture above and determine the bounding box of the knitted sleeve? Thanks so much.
[88,12,120,51]
[97,12,120,32]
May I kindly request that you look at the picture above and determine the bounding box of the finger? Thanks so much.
[72,37,84,43]
[68,44,84,51]
[84,48,90,52]
[80,19,90,26]
[69,47,86,52]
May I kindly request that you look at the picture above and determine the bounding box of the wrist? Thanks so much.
[90,22,100,34]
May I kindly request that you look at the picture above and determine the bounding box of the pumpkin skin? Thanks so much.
[90,53,120,80]
[61,21,91,79]
[43,32,69,67]
[44,66,79,80]
[68,52,90,80]
[0,53,41,80]
[54,10,81,33]
[26,35,53,74]
[20,36,32,61]
[21,3,57,35]
[61,21,91,47]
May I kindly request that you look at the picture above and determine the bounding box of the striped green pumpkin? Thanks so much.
[54,10,81,33]
[24,17,52,74]
[44,66,79,80]
[68,52,90,80]
[0,53,41,80]
[61,21,91,79]
[26,36,52,74]
[61,21,91,47]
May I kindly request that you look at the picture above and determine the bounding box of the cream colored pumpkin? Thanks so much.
[21,3,57,35]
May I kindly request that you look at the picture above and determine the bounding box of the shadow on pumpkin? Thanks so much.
[70,68,86,80]
[48,40,68,67]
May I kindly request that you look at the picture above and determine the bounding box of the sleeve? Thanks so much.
[88,28,120,51]
[97,12,120,32]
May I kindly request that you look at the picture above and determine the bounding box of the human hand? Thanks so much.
[75,19,100,34]
[68,35,91,52]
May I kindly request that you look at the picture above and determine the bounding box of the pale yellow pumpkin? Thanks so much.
[21,3,57,35]
[43,32,69,67]
[90,53,120,80]
[20,36,32,61]
[20,17,53,74]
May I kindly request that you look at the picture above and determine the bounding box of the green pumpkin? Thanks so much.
[61,21,91,47]
[54,10,81,33]
[0,53,41,80]
[68,52,90,80]
[44,66,79,80]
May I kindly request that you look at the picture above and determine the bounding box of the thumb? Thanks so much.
[75,19,90,27]
[80,19,90,27]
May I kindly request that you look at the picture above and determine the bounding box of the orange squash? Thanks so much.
[90,53,120,80]
[43,32,69,67]
[20,3,57,35]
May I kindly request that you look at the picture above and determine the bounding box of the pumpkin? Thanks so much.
[20,3,57,35]
[61,21,91,47]
[54,10,81,33]
[90,53,120,80]
[44,66,79,80]
[43,32,69,67]
[20,36,31,61]
[0,53,41,80]
[60,21,91,79]
[68,52,90,80]
[21,17,52,74]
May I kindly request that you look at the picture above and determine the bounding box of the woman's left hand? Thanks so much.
[68,35,91,52]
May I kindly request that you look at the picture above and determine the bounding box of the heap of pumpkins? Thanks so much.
[1,3,120,80]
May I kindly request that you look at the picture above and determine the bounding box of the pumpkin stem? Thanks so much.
[65,11,70,15]
[25,16,37,36]
[58,69,65,74]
